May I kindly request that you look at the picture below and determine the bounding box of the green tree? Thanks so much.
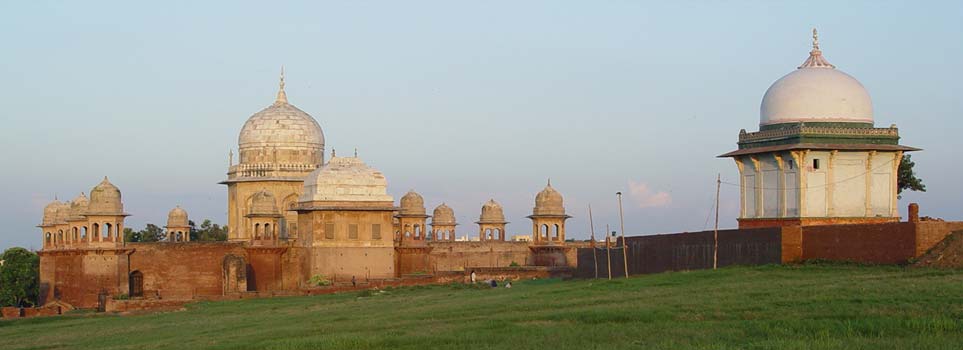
[898,154,926,199]
[195,219,228,241]
[123,227,141,242]
[0,247,40,307]
[138,224,167,242]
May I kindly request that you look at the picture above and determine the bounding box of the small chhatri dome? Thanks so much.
[478,199,506,223]
[42,200,69,226]
[249,190,281,216]
[167,206,189,227]
[533,180,565,216]
[299,156,393,203]
[87,177,124,215]
[68,192,89,219]
[399,190,426,216]
[760,28,873,127]
[237,69,325,165]
[431,203,456,225]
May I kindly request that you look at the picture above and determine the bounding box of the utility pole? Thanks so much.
[617,192,628,278]
[605,224,612,280]
[714,173,721,270]
[589,205,598,279]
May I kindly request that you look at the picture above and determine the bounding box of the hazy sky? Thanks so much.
[2,1,961,250]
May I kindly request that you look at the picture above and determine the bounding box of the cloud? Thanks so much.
[627,181,672,208]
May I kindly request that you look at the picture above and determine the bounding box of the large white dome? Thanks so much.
[237,71,324,163]
[760,31,873,127]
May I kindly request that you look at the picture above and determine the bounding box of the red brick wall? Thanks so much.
[128,242,247,299]
[39,249,130,309]
[800,222,917,264]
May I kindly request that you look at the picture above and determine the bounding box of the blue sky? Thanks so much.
[1,1,961,250]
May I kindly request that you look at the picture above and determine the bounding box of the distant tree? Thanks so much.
[0,247,39,307]
[123,227,141,242]
[188,220,198,241]
[138,224,167,242]
[898,154,926,199]
[195,219,228,241]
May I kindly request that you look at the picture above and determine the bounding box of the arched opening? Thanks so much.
[72,227,78,242]
[553,224,561,241]
[540,224,549,240]
[485,229,492,240]
[494,228,502,240]
[45,232,51,246]
[81,226,88,241]
[254,223,261,240]
[91,224,100,242]
[103,223,112,242]
[264,223,272,239]
[176,232,183,242]
[57,230,63,245]
[129,271,144,297]
[414,225,422,239]
[405,231,411,239]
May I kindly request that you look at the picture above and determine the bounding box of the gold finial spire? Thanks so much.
[812,28,819,50]
[354,148,358,157]
[275,65,288,104]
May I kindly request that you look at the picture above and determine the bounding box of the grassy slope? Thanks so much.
[2,264,962,350]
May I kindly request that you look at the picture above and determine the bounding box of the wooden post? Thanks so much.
[605,224,612,280]
[617,192,628,278]
[589,205,598,279]
[714,173,720,270]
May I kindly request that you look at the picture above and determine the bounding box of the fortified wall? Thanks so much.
[576,205,963,278]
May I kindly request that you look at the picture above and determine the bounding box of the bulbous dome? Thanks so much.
[87,177,124,215]
[478,199,506,223]
[249,190,281,216]
[299,156,393,203]
[42,200,69,226]
[431,203,456,226]
[68,192,89,220]
[399,190,426,216]
[238,102,325,151]
[760,32,873,127]
[237,74,324,164]
[533,182,565,216]
[167,206,189,227]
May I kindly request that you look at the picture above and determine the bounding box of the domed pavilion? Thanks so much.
[720,29,919,228]
[222,68,325,241]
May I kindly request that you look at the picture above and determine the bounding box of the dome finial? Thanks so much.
[275,65,288,104]
[812,27,819,50]
[332,148,336,158]
[547,178,552,187]
[798,28,835,69]
[354,148,358,157]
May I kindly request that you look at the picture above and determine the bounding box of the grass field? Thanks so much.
[2,263,962,350]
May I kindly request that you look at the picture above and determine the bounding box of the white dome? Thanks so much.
[236,71,324,165]
[238,102,324,151]
[299,156,393,203]
[760,31,873,126]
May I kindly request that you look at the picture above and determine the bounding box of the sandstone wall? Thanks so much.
[427,241,533,272]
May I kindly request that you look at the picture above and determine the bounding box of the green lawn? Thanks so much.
[2,264,963,350]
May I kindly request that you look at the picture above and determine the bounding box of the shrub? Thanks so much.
[308,275,332,287]
[113,293,129,300]
[509,261,520,267]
